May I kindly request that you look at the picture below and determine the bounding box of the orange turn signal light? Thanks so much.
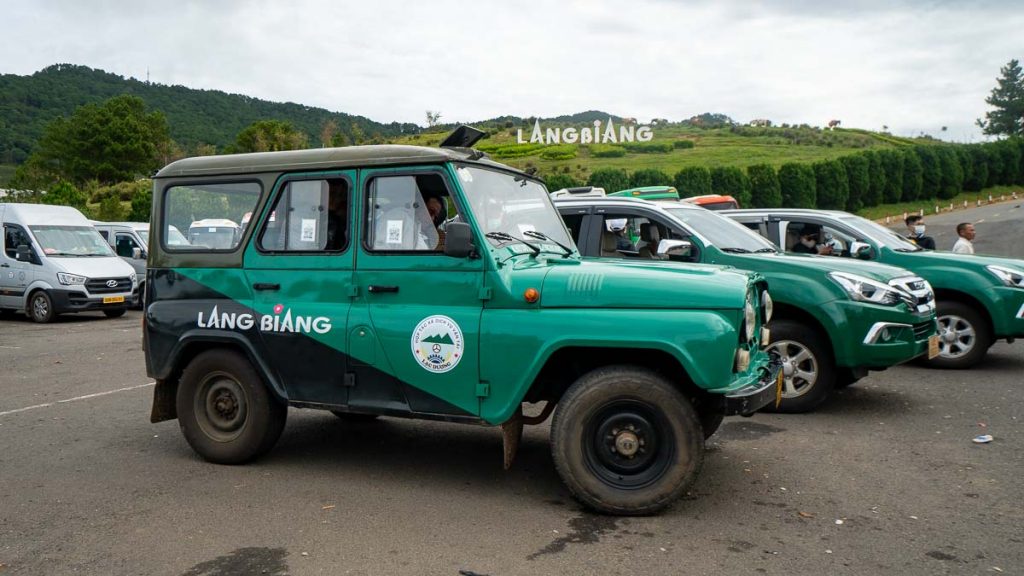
[524,288,540,303]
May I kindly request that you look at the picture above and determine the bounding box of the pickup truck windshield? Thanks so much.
[664,206,777,253]
[839,215,921,251]
[30,225,114,257]
[457,165,574,252]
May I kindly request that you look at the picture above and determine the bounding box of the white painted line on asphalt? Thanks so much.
[0,382,155,417]
[0,345,21,349]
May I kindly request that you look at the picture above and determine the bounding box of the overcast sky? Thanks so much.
[2,0,1020,141]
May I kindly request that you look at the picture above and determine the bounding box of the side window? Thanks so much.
[97,230,109,241]
[259,178,349,252]
[115,233,140,258]
[365,173,455,252]
[597,213,670,259]
[164,182,261,251]
[4,225,32,259]
[784,220,850,256]
[561,214,585,245]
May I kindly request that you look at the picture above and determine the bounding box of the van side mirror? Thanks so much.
[443,222,475,258]
[656,239,692,257]
[16,244,32,262]
[850,241,872,259]
[132,247,145,260]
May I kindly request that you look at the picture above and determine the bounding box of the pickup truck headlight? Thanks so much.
[987,265,1024,288]
[828,272,904,306]
[57,272,87,286]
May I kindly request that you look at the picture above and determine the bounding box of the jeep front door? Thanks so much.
[351,167,484,418]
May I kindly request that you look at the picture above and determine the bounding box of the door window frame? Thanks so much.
[254,172,355,256]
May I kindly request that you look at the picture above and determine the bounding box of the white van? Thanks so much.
[0,204,137,322]
[187,218,240,249]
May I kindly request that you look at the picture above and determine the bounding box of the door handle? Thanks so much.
[253,283,280,291]
[367,285,399,294]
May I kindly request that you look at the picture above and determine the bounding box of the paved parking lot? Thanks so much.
[1,202,1022,576]
[1,309,1021,576]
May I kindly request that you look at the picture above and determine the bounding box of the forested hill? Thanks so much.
[0,64,422,164]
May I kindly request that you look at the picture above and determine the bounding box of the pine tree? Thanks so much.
[977,59,1024,137]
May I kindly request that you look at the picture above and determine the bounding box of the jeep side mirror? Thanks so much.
[444,222,475,258]
[850,241,872,259]
[16,244,32,262]
[656,239,692,257]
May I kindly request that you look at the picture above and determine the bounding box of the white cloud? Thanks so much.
[1,0,1020,140]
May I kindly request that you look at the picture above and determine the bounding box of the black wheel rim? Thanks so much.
[194,371,248,442]
[582,399,674,490]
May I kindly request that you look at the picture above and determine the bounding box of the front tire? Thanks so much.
[763,319,835,413]
[550,365,704,516]
[103,308,127,318]
[930,301,992,369]
[176,350,287,464]
[28,291,55,323]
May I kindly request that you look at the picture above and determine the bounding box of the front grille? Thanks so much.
[913,321,935,340]
[889,276,936,314]
[85,277,132,295]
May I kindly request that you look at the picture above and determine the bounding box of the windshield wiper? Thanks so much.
[754,247,778,253]
[485,231,541,255]
[522,230,573,256]
[720,247,752,254]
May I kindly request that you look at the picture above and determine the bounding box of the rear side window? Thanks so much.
[259,178,349,252]
[164,182,260,251]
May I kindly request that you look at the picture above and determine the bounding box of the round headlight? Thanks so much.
[744,296,757,341]
[761,290,773,324]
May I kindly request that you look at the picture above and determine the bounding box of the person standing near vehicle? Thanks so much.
[905,215,936,250]
[952,222,975,254]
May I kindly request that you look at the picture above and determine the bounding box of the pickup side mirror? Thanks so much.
[850,241,872,259]
[443,222,475,258]
[16,244,32,262]
[656,239,692,257]
[132,247,146,260]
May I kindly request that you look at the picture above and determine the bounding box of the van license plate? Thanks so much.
[103,296,125,304]
[927,335,940,359]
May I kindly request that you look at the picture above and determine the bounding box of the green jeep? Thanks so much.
[144,131,780,515]
[555,196,938,413]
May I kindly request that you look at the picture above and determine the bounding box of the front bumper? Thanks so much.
[50,288,132,313]
[990,286,1024,339]
[828,301,935,369]
[723,355,784,416]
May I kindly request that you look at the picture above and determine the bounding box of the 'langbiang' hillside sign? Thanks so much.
[516,117,654,145]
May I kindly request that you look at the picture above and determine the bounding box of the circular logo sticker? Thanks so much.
[411,315,464,373]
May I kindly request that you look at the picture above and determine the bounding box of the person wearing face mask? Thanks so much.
[904,215,936,250]
[791,224,833,255]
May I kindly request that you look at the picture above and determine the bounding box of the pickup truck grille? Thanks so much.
[85,277,132,295]
[889,276,935,314]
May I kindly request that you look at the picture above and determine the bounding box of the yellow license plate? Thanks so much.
[927,334,940,359]
[775,369,784,408]
[103,296,125,304]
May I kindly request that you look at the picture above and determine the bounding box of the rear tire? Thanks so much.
[28,291,55,323]
[550,365,704,516]
[176,350,287,464]
[103,308,127,318]
[929,301,991,369]
[763,319,835,413]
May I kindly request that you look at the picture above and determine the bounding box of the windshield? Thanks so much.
[189,227,238,249]
[663,206,777,252]
[137,228,149,244]
[839,215,921,251]
[456,165,575,254]
[30,225,114,257]
[166,226,189,247]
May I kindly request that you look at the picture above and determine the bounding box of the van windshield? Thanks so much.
[188,227,238,249]
[30,226,114,257]
[456,165,575,254]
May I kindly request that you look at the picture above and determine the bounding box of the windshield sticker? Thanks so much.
[456,167,473,183]
[300,218,317,242]
[197,304,331,335]
[386,220,403,244]
[411,315,464,373]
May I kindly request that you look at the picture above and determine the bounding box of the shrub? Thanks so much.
[964,145,989,191]
[544,173,582,191]
[589,144,626,158]
[128,184,153,222]
[839,154,869,211]
[956,147,974,192]
[41,180,88,210]
[673,166,712,197]
[878,149,904,203]
[475,143,546,158]
[913,146,942,198]
[813,159,849,210]
[587,168,630,193]
[710,166,751,206]
[936,147,964,200]
[996,139,1022,185]
[777,163,816,208]
[901,150,924,201]
[981,142,1004,187]
[747,164,782,208]
[629,168,673,188]
[539,145,578,161]
[620,141,674,154]
[673,139,696,149]
[97,195,125,221]
[862,151,885,207]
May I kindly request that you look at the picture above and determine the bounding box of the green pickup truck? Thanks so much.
[143,131,780,515]
[725,208,1024,368]
[555,196,938,413]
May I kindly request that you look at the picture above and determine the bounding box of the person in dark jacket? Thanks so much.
[905,215,936,250]
[791,224,833,255]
